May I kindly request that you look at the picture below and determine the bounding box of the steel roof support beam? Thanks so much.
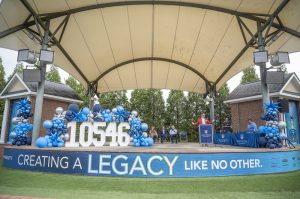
[20,0,90,85]
[91,57,212,90]
[213,0,290,88]
[1,1,300,40]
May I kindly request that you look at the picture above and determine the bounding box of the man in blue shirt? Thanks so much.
[247,118,258,133]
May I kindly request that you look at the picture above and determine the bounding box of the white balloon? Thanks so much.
[64,133,70,141]
[112,108,117,113]
[278,121,286,129]
[131,110,138,117]
[56,107,64,115]
[12,117,19,125]
[128,118,132,122]
[143,132,148,138]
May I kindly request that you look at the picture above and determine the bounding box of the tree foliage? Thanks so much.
[165,90,186,130]
[181,92,209,141]
[240,66,259,84]
[46,65,61,83]
[99,91,130,110]
[0,57,6,122]
[7,63,24,81]
[130,89,165,130]
[65,76,89,107]
[214,83,231,131]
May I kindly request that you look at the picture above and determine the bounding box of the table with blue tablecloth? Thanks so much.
[214,132,259,148]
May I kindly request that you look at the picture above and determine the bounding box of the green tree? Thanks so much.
[214,83,231,131]
[240,66,259,84]
[46,65,61,83]
[130,89,165,130]
[7,63,24,81]
[166,90,186,130]
[65,76,89,107]
[182,92,209,141]
[0,57,6,124]
[98,91,130,110]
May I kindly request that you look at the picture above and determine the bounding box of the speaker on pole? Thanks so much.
[278,99,289,113]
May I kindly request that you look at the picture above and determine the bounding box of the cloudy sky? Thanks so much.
[0,47,299,99]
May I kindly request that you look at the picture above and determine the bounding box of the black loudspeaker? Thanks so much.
[278,99,289,113]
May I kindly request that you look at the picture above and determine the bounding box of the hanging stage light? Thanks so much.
[253,50,268,65]
[17,49,37,64]
[270,51,290,66]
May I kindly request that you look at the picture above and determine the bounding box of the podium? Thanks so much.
[199,124,214,144]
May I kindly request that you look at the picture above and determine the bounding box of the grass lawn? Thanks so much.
[0,161,299,199]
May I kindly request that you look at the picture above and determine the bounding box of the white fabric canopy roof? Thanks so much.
[0,0,300,94]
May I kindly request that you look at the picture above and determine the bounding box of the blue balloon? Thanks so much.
[68,103,79,113]
[140,123,148,132]
[43,120,53,129]
[269,144,275,149]
[36,137,48,148]
[82,107,90,115]
[258,126,265,134]
[10,131,17,139]
[93,104,102,112]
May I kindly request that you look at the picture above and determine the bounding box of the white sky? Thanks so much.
[0,47,299,101]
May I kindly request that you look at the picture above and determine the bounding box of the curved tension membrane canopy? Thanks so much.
[0,0,300,93]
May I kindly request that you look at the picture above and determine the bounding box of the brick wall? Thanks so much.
[30,97,69,136]
[3,96,69,142]
[230,100,265,132]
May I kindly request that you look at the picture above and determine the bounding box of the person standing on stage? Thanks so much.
[222,117,232,133]
[160,126,167,143]
[192,113,212,126]
[169,125,178,144]
[247,118,257,133]
[149,126,158,143]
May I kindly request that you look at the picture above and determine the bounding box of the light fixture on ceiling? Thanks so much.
[253,50,268,65]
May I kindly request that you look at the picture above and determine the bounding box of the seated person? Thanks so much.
[192,113,212,126]
[222,118,232,133]
[149,126,158,143]
[160,126,167,143]
[169,125,178,144]
[247,118,258,133]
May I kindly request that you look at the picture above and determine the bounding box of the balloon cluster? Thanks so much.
[65,104,90,122]
[36,107,69,148]
[91,104,129,123]
[91,102,152,147]
[128,112,153,147]
[258,102,285,149]
[10,98,33,146]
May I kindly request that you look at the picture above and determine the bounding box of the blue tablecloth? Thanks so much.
[214,132,259,148]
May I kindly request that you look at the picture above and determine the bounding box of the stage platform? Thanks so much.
[2,144,300,178]
[3,143,300,153]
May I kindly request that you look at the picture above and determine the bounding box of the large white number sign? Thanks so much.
[65,122,130,147]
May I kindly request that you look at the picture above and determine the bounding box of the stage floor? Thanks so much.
[5,143,300,154]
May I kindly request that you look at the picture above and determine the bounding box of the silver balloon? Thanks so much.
[128,118,132,122]
[131,110,138,117]
[12,117,19,125]
[143,132,148,138]
[22,119,28,123]
[278,121,286,130]
[64,133,70,141]
[56,107,64,115]
[112,108,117,113]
